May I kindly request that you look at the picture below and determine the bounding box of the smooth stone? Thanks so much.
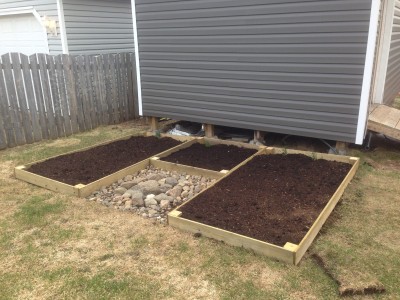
[154,193,173,203]
[183,186,190,191]
[160,200,170,209]
[125,200,132,208]
[124,175,133,181]
[131,198,144,207]
[122,192,132,199]
[130,190,143,201]
[144,198,157,207]
[169,185,183,198]
[148,174,163,181]
[181,190,189,198]
[138,180,161,195]
[114,187,127,195]
[165,177,178,187]
[121,181,136,189]
[159,183,172,193]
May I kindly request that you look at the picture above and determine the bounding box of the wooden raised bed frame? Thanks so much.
[14,133,262,198]
[168,147,360,265]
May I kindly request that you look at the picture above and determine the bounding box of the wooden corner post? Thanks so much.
[204,124,215,138]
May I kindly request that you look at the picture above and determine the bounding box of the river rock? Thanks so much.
[169,185,183,198]
[154,193,173,203]
[144,198,157,207]
[122,192,132,199]
[159,183,172,193]
[114,187,127,195]
[124,175,133,181]
[165,177,178,187]
[121,181,136,189]
[138,180,160,195]
[160,200,170,209]
[148,174,163,181]
[125,200,132,208]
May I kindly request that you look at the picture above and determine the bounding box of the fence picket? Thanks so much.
[38,54,58,139]
[76,56,92,130]
[0,59,12,149]
[29,54,49,140]
[55,55,72,136]
[47,55,65,138]
[95,55,108,125]
[103,54,114,124]
[62,54,79,134]
[21,54,42,142]
[11,53,34,144]
[2,54,25,145]
[0,52,137,149]
[71,56,86,132]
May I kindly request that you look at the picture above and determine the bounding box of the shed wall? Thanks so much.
[383,0,400,105]
[0,0,62,54]
[63,0,134,55]
[136,0,374,143]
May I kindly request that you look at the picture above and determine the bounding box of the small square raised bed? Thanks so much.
[168,147,360,265]
[151,137,261,177]
[14,134,193,197]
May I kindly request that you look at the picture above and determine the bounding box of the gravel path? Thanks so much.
[87,165,216,224]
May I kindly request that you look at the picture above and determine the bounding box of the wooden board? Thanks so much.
[168,147,359,265]
[368,104,400,140]
[15,166,79,196]
[78,159,150,198]
[294,157,360,264]
[150,158,225,180]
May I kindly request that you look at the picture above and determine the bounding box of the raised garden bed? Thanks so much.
[160,142,258,171]
[168,147,360,265]
[15,134,192,197]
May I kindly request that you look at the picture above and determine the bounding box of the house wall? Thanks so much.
[0,0,62,54]
[62,0,134,55]
[383,0,400,105]
[135,0,374,143]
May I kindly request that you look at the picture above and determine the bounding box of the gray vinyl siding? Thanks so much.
[383,0,400,105]
[136,0,373,143]
[0,0,62,54]
[63,0,134,55]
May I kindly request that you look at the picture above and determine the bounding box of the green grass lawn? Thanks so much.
[0,120,399,299]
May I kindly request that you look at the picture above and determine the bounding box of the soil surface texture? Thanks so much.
[180,154,352,246]
[28,136,181,185]
[161,143,257,171]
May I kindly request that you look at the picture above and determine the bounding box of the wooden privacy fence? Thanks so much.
[0,52,138,149]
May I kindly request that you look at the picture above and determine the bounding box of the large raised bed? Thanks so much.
[15,134,192,197]
[168,147,360,265]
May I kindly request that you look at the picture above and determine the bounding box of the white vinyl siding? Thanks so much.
[0,0,62,54]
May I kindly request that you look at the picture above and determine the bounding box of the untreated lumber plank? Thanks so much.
[150,158,224,180]
[295,157,360,265]
[15,166,79,196]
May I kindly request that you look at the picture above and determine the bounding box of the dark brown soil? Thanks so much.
[180,154,352,246]
[161,143,257,171]
[28,136,181,185]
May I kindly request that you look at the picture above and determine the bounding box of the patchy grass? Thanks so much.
[0,121,399,299]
